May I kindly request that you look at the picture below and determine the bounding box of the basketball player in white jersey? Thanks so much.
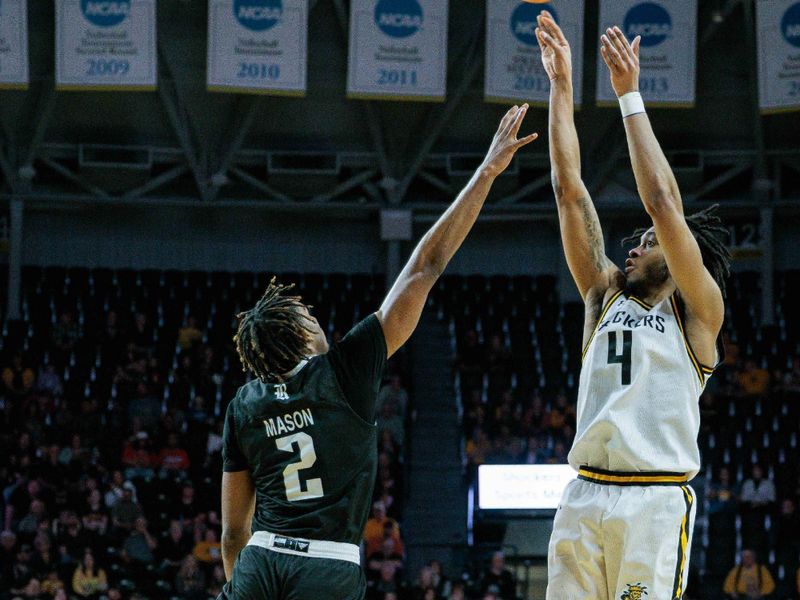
[535,12,731,600]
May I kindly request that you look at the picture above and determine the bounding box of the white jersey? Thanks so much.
[569,291,714,479]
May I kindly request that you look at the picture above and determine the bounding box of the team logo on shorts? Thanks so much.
[620,583,648,600]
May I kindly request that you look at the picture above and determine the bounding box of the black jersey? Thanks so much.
[222,315,387,545]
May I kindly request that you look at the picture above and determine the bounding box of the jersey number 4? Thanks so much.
[607,330,633,385]
[275,432,324,502]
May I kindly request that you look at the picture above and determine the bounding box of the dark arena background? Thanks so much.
[1,1,800,599]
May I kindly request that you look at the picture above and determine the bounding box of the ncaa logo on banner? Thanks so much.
[234,0,283,32]
[81,0,130,27]
[623,2,672,47]
[510,2,559,46]
[782,2,800,48]
[374,0,423,39]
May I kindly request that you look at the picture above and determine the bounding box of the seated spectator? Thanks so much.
[456,330,485,393]
[51,311,79,363]
[376,401,405,449]
[739,464,776,558]
[723,549,775,598]
[103,471,131,508]
[429,559,451,598]
[127,385,161,433]
[206,564,226,599]
[121,517,158,569]
[41,568,65,597]
[364,501,404,557]
[34,365,63,398]
[157,433,191,476]
[448,582,466,600]
[377,374,409,418]
[178,316,204,351]
[367,537,404,583]
[466,428,492,468]
[479,552,516,600]
[2,353,35,401]
[367,563,404,600]
[158,520,192,573]
[110,484,142,537]
[706,467,738,581]
[486,334,513,397]
[71,552,108,599]
[168,482,200,524]
[736,360,770,397]
[174,555,206,600]
[775,498,800,572]
[54,511,88,561]
[192,528,222,564]
[0,529,17,568]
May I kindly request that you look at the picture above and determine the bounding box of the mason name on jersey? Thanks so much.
[262,408,315,439]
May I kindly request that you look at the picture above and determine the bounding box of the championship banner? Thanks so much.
[596,0,697,107]
[485,0,584,106]
[346,0,448,102]
[0,0,29,90]
[207,0,308,96]
[56,0,157,91]
[757,0,800,113]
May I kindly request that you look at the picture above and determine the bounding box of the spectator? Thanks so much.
[174,555,206,600]
[126,385,161,433]
[51,311,80,361]
[81,490,109,548]
[367,563,403,600]
[775,498,800,573]
[429,559,451,599]
[192,528,222,564]
[177,315,203,351]
[479,552,516,600]
[41,568,65,597]
[723,549,775,598]
[103,471,130,509]
[121,517,157,570]
[456,330,484,393]
[110,484,142,536]
[485,334,513,397]
[168,482,200,524]
[466,428,492,468]
[158,520,192,573]
[367,537,404,583]
[206,564,226,599]
[364,501,404,557]
[706,467,739,583]
[448,582,466,600]
[71,552,108,599]
[376,401,405,450]
[34,365,63,398]
[2,353,35,401]
[157,433,191,476]
[740,464,776,558]
[737,360,770,397]
[377,374,409,418]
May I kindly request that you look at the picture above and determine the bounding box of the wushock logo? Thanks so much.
[510,2,558,47]
[782,2,800,48]
[234,0,282,32]
[623,2,672,47]
[374,0,423,39]
[81,0,130,27]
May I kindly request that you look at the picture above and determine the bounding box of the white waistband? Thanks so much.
[247,531,361,565]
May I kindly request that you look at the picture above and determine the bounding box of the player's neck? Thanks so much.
[626,279,677,307]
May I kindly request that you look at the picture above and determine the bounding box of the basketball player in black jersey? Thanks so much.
[218,106,537,600]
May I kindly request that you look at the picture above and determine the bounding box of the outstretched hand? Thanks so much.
[481,104,538,178]
[600,26,641,97]
[535,10,572,83]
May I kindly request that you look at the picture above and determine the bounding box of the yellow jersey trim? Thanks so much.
[672,486,694,597]
[581,290,625,361]
[670,295,712,384]
[577,467,689,485]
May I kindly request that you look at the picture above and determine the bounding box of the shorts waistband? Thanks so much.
[247,531,361,565]
[577,466,690,486]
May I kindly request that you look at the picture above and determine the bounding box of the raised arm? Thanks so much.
[536,12,620,301]
[600,27,723,332]
[376,107,538,358]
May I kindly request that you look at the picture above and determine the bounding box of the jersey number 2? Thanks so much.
[275,432,324,502]
[607,330,633,385]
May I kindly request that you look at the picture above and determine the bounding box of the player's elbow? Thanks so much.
[640,185,680,217]
[551,172,583,206]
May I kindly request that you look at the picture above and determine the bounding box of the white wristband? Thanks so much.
[618,91,645,118]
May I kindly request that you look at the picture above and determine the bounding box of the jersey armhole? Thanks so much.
[670,294,713,383]
[581,289,624,361]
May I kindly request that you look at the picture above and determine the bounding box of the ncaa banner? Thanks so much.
[346,0,448,102]
[56,0,157,91]
[757,0,800,113]
[596,0,697,107]
[0,0,29,90]
[207,0,308,96]
[485,0,585,106]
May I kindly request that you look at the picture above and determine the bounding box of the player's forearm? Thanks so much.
[622,113,682,215]
[221,529,249,580]
[410,169,495,278]
[548,79,583,202]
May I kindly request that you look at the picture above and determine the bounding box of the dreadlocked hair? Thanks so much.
[233,277,317,383]
[621,204,731,298]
